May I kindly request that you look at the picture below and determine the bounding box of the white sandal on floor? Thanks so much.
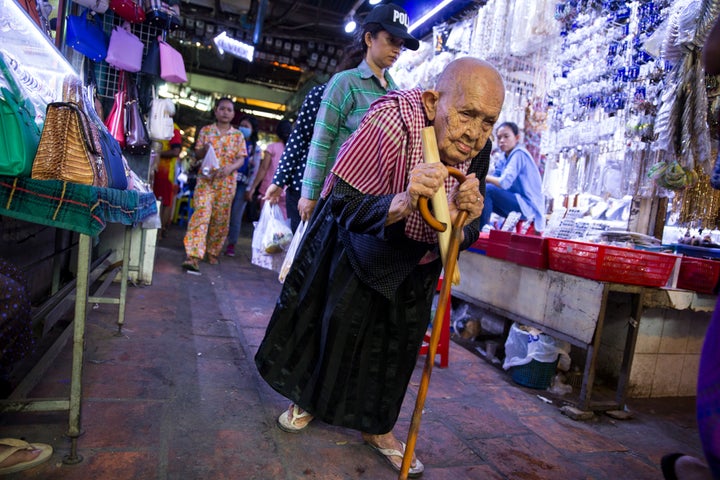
[277,404,313,433]
[0,438,53,475]
[367,440,424,478]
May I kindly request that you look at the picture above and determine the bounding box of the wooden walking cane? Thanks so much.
[399,128,468,479]
[421,127,461,286]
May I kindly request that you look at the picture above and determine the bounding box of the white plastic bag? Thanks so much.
[502,323,571,371]
[251,202,293,272]
[252,202,293,254]
[278,220,307,283]
[200,144,219,178]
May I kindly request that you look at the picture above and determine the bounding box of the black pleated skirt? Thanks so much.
[254,207,441,434]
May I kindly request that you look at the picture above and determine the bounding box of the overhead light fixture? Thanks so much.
[213,31,255,62]
[344,14,357,34]
[242,108,285,120]
[408,0,456,33]
[345,0,383,34]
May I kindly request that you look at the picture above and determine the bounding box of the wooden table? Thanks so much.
[0,177,156,463]
[454,252,715,411]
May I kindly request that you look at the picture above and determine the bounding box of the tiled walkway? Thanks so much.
[0,225,703,479]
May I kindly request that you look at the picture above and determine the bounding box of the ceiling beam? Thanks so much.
[185,72,295,107]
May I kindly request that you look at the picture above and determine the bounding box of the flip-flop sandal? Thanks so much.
[0,438,53,475]
[182,258,201,274]
[366,440,424,478]
[277,404,313,433]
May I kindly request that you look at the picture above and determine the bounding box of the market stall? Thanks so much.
[0,0,158,463]
[388,0,720,406]
[455,251,715,408]
[0,176,156,463]
[391,0,719,238]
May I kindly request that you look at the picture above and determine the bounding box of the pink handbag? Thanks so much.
[104,79,126,148]
[105,22,143,72]
[159,39,187,83]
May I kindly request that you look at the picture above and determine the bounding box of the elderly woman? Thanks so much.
[255,57,505,477]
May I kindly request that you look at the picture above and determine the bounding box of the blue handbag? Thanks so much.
[66,11,109,62]
[96,127,127,189]
[140,37,160,77]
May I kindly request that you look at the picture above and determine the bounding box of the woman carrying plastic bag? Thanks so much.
[251,202,292,273]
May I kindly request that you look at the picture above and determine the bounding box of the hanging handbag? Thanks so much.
[0,55,41,177]
[105,22,144,72]
[65,10,109,62]
[159,39,187,83]
[105,79,126,149]
[109,0,145,23]
[143,0,181,30]
[72,69,128,190]
[140,36,161,77]
[148,97,175,141]
[95,125,127,189]
[31,102,108,187]
[124,75,150,155]
[71,0,109,13]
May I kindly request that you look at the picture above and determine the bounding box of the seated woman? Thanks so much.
[479,122,545,232]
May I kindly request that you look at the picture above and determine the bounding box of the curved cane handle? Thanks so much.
[418,166,467,232]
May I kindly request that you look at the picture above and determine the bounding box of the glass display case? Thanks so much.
[0,0,79,112]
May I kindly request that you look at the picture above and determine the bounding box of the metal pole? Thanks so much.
[64,233,90,465]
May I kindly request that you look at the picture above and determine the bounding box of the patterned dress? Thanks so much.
[183,124,246,259]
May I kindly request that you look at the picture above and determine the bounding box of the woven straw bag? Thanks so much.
[32,102,108,187]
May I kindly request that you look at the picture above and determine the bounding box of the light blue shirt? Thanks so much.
[498,146,545,231]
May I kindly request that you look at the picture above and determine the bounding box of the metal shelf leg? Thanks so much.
[64,233,90,465]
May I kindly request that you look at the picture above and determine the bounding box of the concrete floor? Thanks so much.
[0,223,704,479]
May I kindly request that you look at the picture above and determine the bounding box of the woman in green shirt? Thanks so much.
[297,3,420,221]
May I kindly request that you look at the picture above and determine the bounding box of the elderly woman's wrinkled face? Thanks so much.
[433,72,504,166]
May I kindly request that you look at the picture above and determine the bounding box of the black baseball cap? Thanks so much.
[363,3,420,51]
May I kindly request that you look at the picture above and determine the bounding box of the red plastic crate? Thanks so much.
[507,233,548,269]
[468,232,490,254]
[546,238,678,287]
[486,230,513,260]
[677,257,720,294]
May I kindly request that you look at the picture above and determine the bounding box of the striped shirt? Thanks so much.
[301,60,398,200]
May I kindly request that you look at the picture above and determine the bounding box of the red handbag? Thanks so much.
[104,74,126,149]
[109,0,146,23]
